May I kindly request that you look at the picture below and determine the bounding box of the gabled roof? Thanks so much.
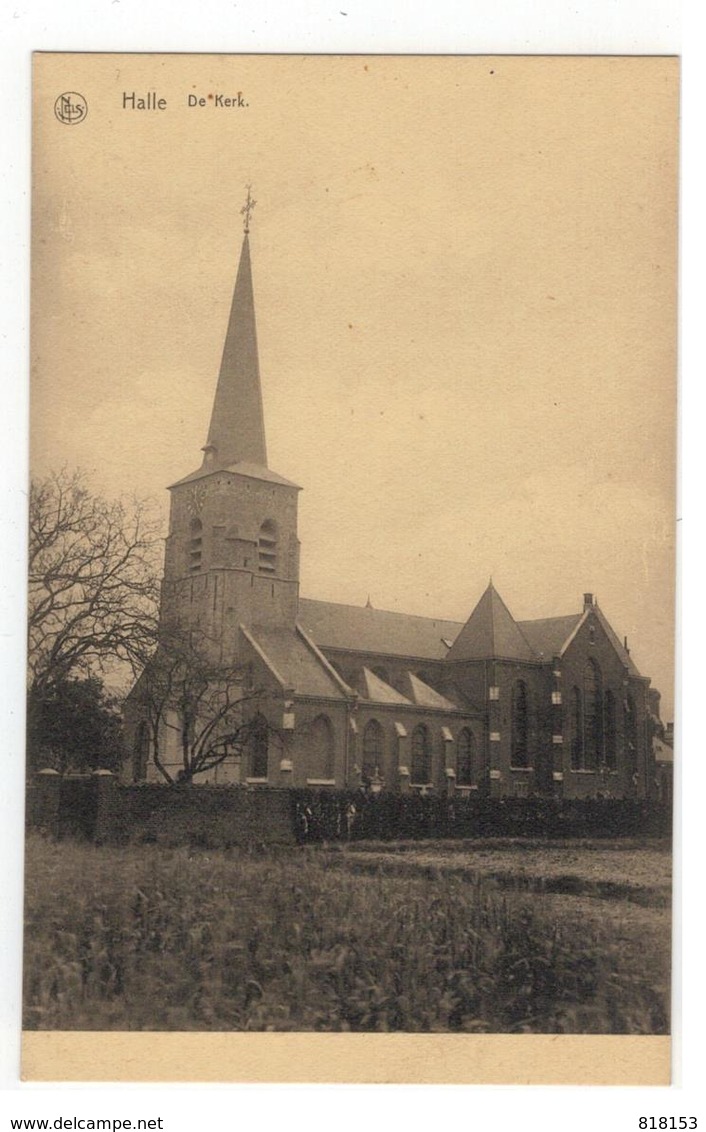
[445,582,536,663]
[241,624,347,700]
[517,614,583,660]
[297,597,462,660]
[359,667,412,705]
[402,672,460,711]
[592,606,642,677]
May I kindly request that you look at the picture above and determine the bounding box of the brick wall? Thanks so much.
[26,773,295,848]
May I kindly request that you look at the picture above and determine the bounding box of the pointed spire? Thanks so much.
[202,200,267,470]
[446,580,536,662]
[365,594,373,609]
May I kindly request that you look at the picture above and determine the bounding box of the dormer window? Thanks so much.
[189,518,203,572]
[258,520,277,574]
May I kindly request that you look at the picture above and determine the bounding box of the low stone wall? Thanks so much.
[26,773,295,848]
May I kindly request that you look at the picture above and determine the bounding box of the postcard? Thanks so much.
[25,52,677,1083]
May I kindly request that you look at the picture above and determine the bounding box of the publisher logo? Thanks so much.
[54,92,88,125]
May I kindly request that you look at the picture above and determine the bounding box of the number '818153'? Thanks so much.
[639,1120,697,1129]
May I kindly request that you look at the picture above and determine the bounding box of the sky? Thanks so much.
[31,54,678,717]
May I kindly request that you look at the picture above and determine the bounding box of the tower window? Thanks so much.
[189,518,203,572]
[258,519,277,574]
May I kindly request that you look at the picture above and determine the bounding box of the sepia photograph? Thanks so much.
[24,52,677,1083]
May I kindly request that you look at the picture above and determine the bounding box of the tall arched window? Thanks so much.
[456,728,475,786]
[583,659,602,771]
[189,518,203,572]
[511,681,529,768]
[570,686,583,770]
[604,689,617,770]
[310,715,335,780]
[258,520,277,574]
[625,694,638,777]
[133,721,149,783]
[248,713,269,779]
[411,725,431,785]
[362,719,384,781]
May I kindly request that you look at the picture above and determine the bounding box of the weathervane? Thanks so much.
[241,184,256,233]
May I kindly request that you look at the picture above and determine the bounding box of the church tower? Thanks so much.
[161,192,301,661]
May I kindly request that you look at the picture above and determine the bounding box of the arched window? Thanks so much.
[583,659,602,771]
[362,719,384,781]
[570,686,583,770]
[625,694,638,776]
[133,721,149,783]
[248,713,269,779]
[310,715,335,780]
[258,520,277,574]
[604,689,617,770]
[511,681,529,768]
[456,728,475,786]
[189,518,203,572]
[411,725,431,785]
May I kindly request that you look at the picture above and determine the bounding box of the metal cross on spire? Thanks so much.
[241,184,257,234]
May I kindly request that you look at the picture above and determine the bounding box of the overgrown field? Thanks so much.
[23,835,670,1033]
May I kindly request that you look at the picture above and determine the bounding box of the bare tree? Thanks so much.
[27,469,163,772]
[135,627,269,784]
[28,468,163,698]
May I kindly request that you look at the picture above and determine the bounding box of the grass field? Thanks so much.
[23,834,671,1034]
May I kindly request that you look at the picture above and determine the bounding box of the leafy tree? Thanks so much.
[27,675,123,774]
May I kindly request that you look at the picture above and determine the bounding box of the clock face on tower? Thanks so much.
[186,483,207,517]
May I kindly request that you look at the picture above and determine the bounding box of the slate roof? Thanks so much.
[169,461,299,490]
[242,624,347,700]
[517,614,583,660]
[297,597,462,660]
[298,591,641,675]
[403,672,460,711]
[205,232,268,468]
[593,606,642,677]
[445,582,536,663]
[359,667,412,705]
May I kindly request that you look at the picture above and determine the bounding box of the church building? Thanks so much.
[124,211,658,800]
